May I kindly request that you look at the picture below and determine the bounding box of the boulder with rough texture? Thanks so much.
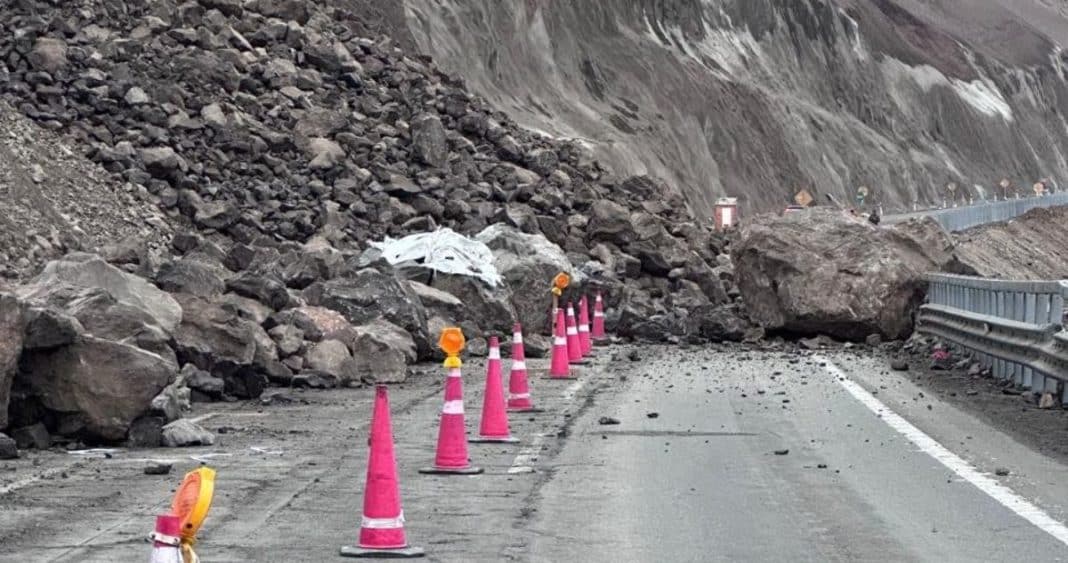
[410,113,448,168]
[732,210,963,340]
[0,433,16,459]
[17,253,181,334]
[18,336,176,442]
[155,258,227,297]
[304,339,357,382]
[0,294,24,429]
[303,269,431,359]
[430,274,517,336]
[171,295,271,398]
[686,303,752,343]
[477,225,577,333]
[161,419,215,447]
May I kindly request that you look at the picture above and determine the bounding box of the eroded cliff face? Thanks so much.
[389,0,1068,217]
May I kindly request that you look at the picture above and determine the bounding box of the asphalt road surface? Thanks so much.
[3,344,1068,562]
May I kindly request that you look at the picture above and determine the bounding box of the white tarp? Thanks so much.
[370,228,503,287]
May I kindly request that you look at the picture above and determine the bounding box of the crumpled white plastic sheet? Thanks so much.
[371,228,503,287]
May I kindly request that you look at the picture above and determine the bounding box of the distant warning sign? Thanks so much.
[794,189,814,207]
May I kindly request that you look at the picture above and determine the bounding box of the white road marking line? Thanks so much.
[509,379,586,474]
[817,355,1068,547]
[0,463,84,495]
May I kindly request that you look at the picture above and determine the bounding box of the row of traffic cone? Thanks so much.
[341,294,609,558]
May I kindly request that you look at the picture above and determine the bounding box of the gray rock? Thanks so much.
[303,269,431,359]
[430,274,517,336]
[226,273,290,310]
[305,137,345,170]
[733,210,963,340]
[0,294,24,429]
[0,433,17,459]
[28,38,68,72]
[19,336,176,442]
[10,423,50,450]
[171,294,270,399]
[161,419,215,447]
[410,114,449,168]
[526,148,558,176]
[348,320,415,383]
[269,324,304,357]
[194,201,240,230]
[155,258,226,297]
[304,339,356,382]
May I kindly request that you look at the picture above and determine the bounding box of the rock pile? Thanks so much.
[0,0,743,449]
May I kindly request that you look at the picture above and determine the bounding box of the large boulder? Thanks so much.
[429,274,517,336]
[303,269,431,359]
[18,253,181,334]
[732,210,962,340]
[349,320,415,383]
[171,295,272,398]
[477,225,577,333]
[0,295,25,429]
[18,336,176,442]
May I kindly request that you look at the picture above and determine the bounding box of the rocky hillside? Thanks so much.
[0,0,740,449]
[392,0,1068,216]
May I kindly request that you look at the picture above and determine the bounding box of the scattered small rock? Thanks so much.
[890,359,909,371]
[627,350,641,362]
[598,416,621,425]
[773,449,789,456]
[144,462,173,475]
[646,412,659,419]
[995,467,1010,476]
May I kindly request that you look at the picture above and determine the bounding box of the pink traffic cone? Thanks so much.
[592,292,607,342]
[507,324,541,412]
[150,515,182,563]
[578,295,593,356]
[548,309,575,379]
[342,386,424,558]
[565,302,586,365]
[420,362,483,475]
[470,337,518,443]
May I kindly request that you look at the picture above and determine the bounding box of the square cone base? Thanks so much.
[340,545,426,558]
[508,407,545,413]
[469,435,520,444]
[418,465,484,475]
[569,359,590,366]
[543,374,579,380]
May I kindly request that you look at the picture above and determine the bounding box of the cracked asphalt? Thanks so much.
[3,344,1068,562]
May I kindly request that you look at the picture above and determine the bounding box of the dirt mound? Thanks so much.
[0,102,168,280]
[954,206,1068,280]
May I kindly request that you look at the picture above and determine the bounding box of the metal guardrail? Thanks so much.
[884,192,1068,231]
[918,274,1068,401]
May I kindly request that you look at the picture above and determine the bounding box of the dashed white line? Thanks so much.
[817,355,1068,547]
[509,379,586,474]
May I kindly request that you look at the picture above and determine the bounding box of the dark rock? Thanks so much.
[19,336,176,442]
[0,294,25,429]
[891,359,909,371]
[410,114,449,168]
[0,433,17,459]
[155,258,226,297]
[646,412,659,419]
[995,467,1010,476]
[180,364,225,398]
[598,416,621,425]
[226,273,290,310]
[144,462,174,475]
[10,422,50,450]
[127,416,165,447]
[774,449,790,455]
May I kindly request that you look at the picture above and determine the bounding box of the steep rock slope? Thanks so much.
[397,0,1068,216]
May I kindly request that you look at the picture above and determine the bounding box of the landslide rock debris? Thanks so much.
[0,0,742,445]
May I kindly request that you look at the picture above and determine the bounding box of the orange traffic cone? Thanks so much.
[470,336,519,443]
[341,385,425,558]
[592,292,607,342]
[547,309,576,379]
[508,324,542,412]
[419,355,483,475]
[150,515,182,563]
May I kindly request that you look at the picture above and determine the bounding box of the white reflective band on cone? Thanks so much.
[150,532,181,546]
[447,368,462,378]
[554,337,567,346]
[567,308,575,315]
[513,333,523,343]
[511,360,527,371]
[509,392,530,400]
[566,327,578,336]
[594,311,605,317]
[362,512,405,529]
[488,348,501,360]
[578,325,589,333]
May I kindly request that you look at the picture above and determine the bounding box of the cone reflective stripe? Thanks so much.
[471,337,518,443]
[342,386,425,558]
[507,324,538,411]
[150,515,182,563]
[419,365,482,476]
[592,293,606,341]
[578,295,592,356]
[565,303,583,364]
[549,309,572,379]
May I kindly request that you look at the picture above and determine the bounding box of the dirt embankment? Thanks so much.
[953,206,1068,280]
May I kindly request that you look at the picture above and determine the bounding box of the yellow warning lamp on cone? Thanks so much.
[439,327,465,369]
[170,467,216,563]
[552,272,570,297]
